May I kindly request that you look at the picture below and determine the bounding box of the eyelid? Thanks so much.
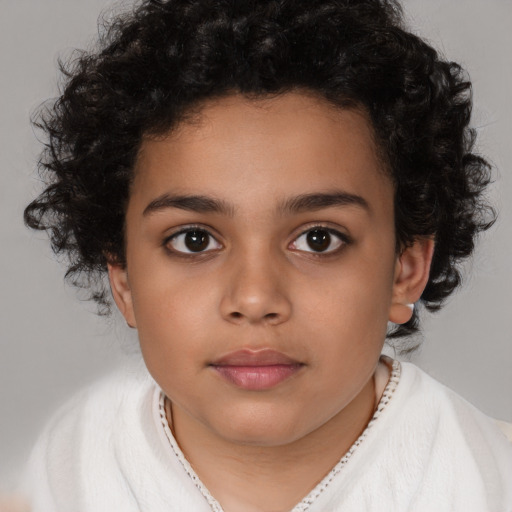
[162,222,351,256]
[163,224,222,255]
[288,224,351,254]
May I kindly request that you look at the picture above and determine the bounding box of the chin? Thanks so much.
[212,410,313,448]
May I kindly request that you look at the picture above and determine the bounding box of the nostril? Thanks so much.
[231,312,243,319]
[264,313,278,320]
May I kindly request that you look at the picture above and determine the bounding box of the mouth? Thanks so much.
[209,349,304,391]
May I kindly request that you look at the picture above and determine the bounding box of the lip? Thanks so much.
[210,349,304,391]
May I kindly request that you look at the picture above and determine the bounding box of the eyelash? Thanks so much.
[163,225,222,257]
[163,224,351,257]
[289,226,351,256]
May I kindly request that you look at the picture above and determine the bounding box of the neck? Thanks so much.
[168,359,390,512]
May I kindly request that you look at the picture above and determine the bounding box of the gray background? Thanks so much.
[1,0,511,492]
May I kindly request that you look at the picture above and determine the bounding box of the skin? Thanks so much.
[109,92,434,512]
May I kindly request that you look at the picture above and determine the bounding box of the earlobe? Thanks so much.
[107,262,137,328]
[389,238,435,325]
[389,302,415,325]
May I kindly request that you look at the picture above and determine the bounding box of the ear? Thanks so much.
[107,262,137,328]
[389,237,435,325]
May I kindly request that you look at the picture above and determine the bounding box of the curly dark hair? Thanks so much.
[24,0,495,342]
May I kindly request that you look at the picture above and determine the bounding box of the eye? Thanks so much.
[290,227,347,254]
[166,228,221,254]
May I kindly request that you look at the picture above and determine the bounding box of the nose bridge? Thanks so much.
[220,241,291,324]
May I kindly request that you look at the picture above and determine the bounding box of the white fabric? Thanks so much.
[20,358,512,512]
[496,420,512,443]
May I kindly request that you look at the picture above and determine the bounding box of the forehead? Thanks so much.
[131,92,393,215]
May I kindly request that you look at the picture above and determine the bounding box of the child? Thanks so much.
[19,0,512,510]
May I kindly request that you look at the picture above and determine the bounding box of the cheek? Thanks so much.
[130,250,217,317]
[128,264,216,356]
[297,255,394,362]
[305,259,394,325]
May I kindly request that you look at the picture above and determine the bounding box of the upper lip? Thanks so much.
[210,349,301,367]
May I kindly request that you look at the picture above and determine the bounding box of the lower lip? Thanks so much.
[212,364,303,390]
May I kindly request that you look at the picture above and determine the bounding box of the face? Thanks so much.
[110,92,431,447]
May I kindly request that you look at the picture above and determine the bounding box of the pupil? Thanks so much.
[307,229,331,252]
[185,230,209,252]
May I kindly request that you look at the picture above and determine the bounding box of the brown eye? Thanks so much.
[306,229,331,252]
[167,228,221,254]
[291,227,345,254]
[184,230,209,252]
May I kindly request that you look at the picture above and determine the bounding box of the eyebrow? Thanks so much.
[279,191,370,215]
[142,190,369,217]
[143,194,235,217]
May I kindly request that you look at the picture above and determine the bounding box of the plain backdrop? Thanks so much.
[1,0,511,492]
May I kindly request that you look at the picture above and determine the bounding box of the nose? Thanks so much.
[219,249,292,326]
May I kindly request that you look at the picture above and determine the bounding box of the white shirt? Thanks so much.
[21,357,512,511]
